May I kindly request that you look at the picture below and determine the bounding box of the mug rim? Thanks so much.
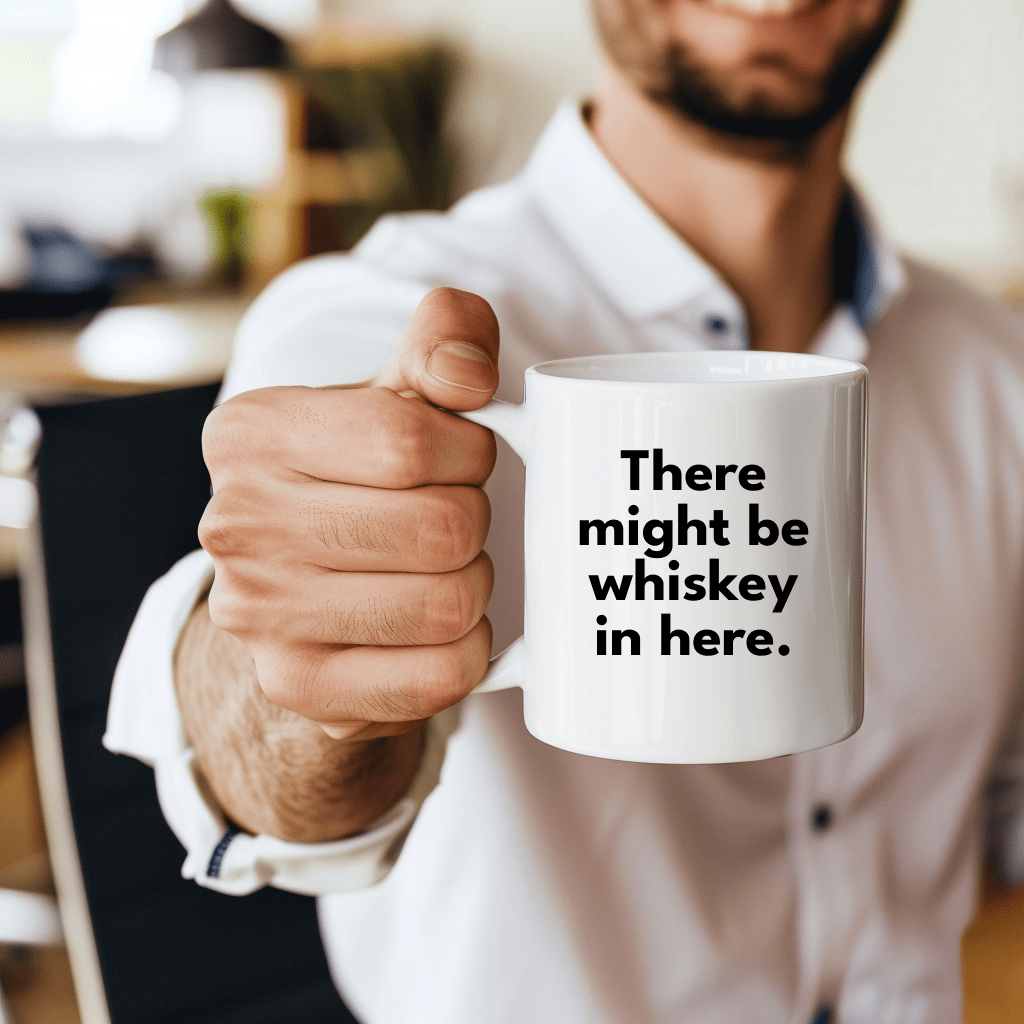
[527,350,866,386]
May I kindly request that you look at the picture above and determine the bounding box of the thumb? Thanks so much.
[373,287,500,411]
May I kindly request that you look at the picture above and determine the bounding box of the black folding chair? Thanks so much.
[17,384,356,1023]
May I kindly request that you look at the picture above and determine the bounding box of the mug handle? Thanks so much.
[455,400,530,693]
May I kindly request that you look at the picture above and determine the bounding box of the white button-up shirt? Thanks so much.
[105,103,1024,1024]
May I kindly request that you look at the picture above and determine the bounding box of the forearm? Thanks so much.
[174,600,426,843]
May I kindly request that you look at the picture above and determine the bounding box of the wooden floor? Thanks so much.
[963,874,1024,1023]
[2,945,81,1024]
[0,723,81,1024]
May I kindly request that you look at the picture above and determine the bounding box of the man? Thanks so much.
[106,0,1024,1021]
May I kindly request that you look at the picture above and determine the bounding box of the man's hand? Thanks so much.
[177,288,500,840]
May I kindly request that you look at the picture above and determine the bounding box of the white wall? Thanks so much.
[336,0,600,193]
[4,0,1020,290]
[847,0,1024,291]
[341,0,1024,292]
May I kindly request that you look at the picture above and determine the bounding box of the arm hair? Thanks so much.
[174,599,425,843]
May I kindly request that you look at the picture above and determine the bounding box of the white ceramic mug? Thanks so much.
[460,351,867,764]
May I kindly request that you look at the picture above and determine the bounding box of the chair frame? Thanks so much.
[4,387,352,1024]
[19,489,112,1024]
[1,400,109,1023]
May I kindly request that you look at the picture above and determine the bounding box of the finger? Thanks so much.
[211,552,494,649]
[256,616,494,728]
[204,385,497,489]
[372,288,500,411]
[202,481,490,574]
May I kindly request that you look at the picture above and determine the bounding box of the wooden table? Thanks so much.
[0,292,247,577]
[0,292,248,402]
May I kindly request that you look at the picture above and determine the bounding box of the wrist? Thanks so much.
[176,598,429,843]
[260,724,428,842]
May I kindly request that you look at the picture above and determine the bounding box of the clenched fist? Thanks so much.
[199,288,500,743]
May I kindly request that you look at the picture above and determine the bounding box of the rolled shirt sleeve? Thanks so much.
[103,547,457,896]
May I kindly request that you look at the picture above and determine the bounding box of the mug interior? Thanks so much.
[531,351,862,384]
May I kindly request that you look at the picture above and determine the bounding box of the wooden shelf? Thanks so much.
[242,39,449,291]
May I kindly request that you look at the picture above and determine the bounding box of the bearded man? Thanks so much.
[106,1,1024,1022]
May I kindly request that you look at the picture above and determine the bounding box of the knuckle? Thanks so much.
[408,644,473,712]
[206,579,249,636]
[375,402,434,487]
[257,661,302,711]
[202,396,264,471]
[200,405,229,466]
[254,648,331,720]
[420,571,478,643]
[259,677,290,710]
[198,499,235,558]
[198,487,256,558]
[417,493,480,570]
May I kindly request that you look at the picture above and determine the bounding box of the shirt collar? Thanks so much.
[525,102,727,320]
[846,190,906,331]
[525,101,906,338]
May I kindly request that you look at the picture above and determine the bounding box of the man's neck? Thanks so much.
[589,63,850,353]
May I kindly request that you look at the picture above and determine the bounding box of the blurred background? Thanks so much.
[0,0,1022,1021]
[0,0,1021,378]
[0,0,1022,327]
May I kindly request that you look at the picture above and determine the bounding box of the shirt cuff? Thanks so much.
[103,548,456,896]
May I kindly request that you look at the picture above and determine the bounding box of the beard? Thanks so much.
[596,0,904,144]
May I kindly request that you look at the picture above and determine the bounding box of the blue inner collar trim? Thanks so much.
[850,208,882,331]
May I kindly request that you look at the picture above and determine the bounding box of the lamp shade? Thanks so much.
[153,0,287,76]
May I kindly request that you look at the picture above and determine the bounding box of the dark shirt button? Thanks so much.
[810,803,833,833]
[810,1002,833,1024]
[703,314,729,335]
